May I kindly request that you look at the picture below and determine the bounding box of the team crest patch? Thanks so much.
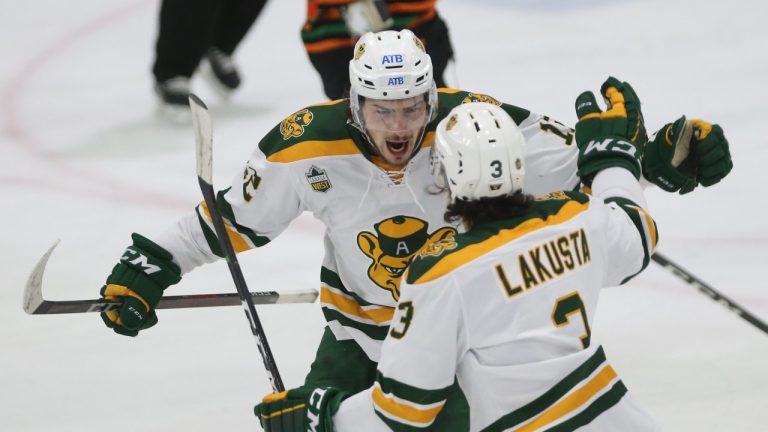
[446,114,458,131]
[536,191,569,201]
[357,216,457,301]
[306,165,332,192]
[462,93,502,106]
[280,108,314,140]
[354,43,366,60]
[419,237,458,257]
[413,37,425,52]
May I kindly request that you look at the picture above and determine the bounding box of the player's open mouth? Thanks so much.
[386,139,410,157]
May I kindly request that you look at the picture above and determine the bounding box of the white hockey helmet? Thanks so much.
[433,102,526,202]
[349,29,435,100]
[348,30,438,151]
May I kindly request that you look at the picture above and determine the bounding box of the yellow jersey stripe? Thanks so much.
[200,201,253,253]
[320,287,394,324]
[313,99,346,107]
[415,200,589,284]
[267,139,361,163]
[372,384,445,426]
[516,365,618,432]
[422,131,434,148]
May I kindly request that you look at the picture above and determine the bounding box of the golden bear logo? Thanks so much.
[536,191,569,201]
[418,237,458,258]
[413,37,426,53]
[461,93,502,106]
[354,43,366,60]
[445,114,458,131]
[280,108,314,140]
[358,216,456,301]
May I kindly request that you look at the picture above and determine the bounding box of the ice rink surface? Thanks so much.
[1,0,767,430]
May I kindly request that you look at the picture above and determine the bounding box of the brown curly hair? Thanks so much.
[444,191,535,230]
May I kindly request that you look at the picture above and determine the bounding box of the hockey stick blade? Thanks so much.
[189,93,212,184]
[23,241,318,315]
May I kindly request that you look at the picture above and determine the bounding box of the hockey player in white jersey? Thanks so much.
[256,85,661,431]
[97,29,730,430]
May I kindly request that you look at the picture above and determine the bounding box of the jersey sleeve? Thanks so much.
[589,167,659,285]
[333,275,467,431]
[154,133,305,274]
[512,110,580,196]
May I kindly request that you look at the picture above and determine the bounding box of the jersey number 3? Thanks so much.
[552,292,591,349]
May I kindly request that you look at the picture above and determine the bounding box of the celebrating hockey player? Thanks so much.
[98,29,731,429]
[256,89,662,431]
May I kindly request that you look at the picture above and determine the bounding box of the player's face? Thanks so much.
[361,96,429,167]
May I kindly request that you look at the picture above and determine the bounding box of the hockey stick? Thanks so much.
[22,241,318,315]
[190,94,285,392]
[652,252,768,335]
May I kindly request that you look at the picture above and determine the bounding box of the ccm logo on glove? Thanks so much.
[121,247,162,275]
[583,138,638,158]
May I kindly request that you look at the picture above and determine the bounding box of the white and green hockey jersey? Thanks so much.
[332,168,660,431]
[156,89,580,362]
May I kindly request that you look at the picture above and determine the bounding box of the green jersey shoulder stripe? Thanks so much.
[407,193,590,284]
[258,100,368,160]
[431,90,532,129]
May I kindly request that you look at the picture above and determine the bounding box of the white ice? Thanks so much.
[1,0,767,431]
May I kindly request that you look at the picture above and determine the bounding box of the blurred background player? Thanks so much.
[255,89,662,431]
[302,0,454,99]
[153,0,268,120]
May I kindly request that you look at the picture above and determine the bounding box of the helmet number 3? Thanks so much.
[490,160,503,178]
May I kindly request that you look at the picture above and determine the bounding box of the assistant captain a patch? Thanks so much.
[306,165,332,193]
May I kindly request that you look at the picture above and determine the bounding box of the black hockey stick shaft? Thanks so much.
[26,290,317,314]
[190,94,284,392]
[652,252,768,335]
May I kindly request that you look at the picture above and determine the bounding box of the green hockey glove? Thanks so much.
[256,386,349,432]
[574,77,646,185]
[644,116,733,194]
[100,233,181,337]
